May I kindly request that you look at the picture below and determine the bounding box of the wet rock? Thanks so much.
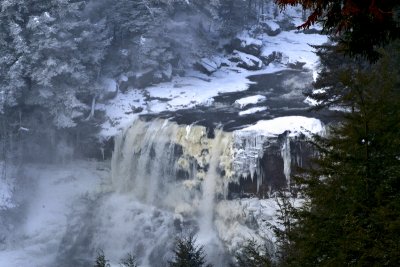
[195,57,220,75]
[118,74,135,92]
[259,51,284,65]
[260,21,281,36]
[276,17,297,31]
[135,68,156,89]
[124,106,144,114]
[301,28,321,34]
[153,63,173,84]
[194,56,229,75]
[287,61,306,70]
[230,35,263,56]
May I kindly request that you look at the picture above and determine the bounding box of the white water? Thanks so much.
[197,130,232,265]
[111,118,235,265]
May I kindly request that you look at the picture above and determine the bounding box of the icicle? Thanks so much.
[280,135,292,187]
[232,131,269,184]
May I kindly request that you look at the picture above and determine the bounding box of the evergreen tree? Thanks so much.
[94,250,110,267]
[120,253,138,267]
[275,0,400,61]
[281,42,400,267]
[0,0,111,127]
[305,41,368,111]
[169,235,212,267]
[232,239,274,267]
[271,191,296,264]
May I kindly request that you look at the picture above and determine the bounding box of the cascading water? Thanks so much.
[197,129,232,265]
[107,116,323,266]
[110,118,234,265]
[111,119,182,204]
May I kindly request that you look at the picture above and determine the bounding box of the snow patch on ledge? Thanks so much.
[239,116,324,137]
[235,32,263,47]
[234,95,267,109]
[239,107,268,116]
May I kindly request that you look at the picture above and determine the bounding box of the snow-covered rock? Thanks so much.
[229,50,263,70]
[98,78,118,101]
[118,67,170,91]
[239,107,268,116]
[240,116,324,138]
[154,63,173,83]
[259,30,328,71]
[260,20,281,36]
[259,51,285,65]
[195,57,220,75]
[230,34,263,56]
[234,95,267,109]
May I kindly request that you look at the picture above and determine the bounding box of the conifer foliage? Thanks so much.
[275,0,400,61]
[169,235,212,267]
[94,250,110,267]
[120,253,138,267]
[281,42,400,266]
[232,239,274,267]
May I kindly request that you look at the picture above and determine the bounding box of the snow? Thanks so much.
[260,30,328,73]
[97,89,146,137]
[304,96,319,106]
[240,116,325,137]
[97,61,288,139]
[215,198,279,253]
[101,78,117,93]
[239,107,268,116]
[234,95,267,109]
[97,25,327,139]
[232,50,263,69]
[199,57,220,73]
[235,32,263,48]
[264,20,280,31]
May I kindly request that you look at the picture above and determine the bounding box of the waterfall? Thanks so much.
[111,119,181,204]
[197,130,232,264]
[108,117,318,265]
[110,118,234,265]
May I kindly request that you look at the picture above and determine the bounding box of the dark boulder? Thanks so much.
[229,50,263,70]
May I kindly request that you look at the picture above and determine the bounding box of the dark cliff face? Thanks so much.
[228,133,315,198]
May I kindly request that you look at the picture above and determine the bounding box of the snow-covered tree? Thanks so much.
[169,235,212,267]
[0,0,111,127]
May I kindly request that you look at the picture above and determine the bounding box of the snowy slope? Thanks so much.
[98,27,328,139]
